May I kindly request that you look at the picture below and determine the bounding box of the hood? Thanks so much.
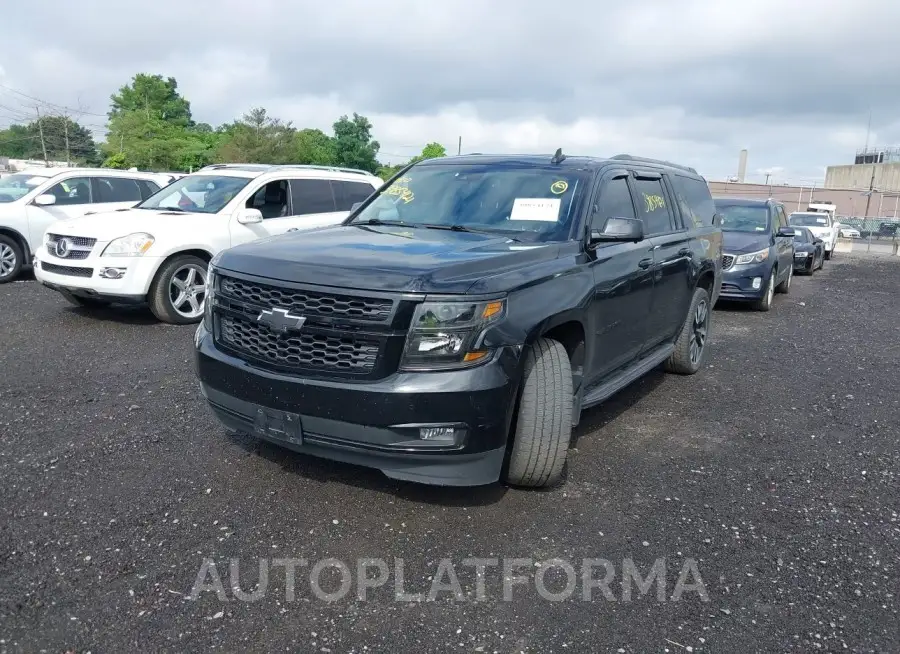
[45,208,221,241]
[215,224,570,295]
[793,242,815,252]
[723,230,771,253]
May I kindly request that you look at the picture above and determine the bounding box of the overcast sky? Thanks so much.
[2,0,899,184]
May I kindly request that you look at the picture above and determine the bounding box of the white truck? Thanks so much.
[789,202,840,260]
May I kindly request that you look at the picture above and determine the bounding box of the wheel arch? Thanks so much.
[0,226,32,265]
[145,248,214,294]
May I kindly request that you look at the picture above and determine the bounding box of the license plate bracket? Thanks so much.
[253,407,303,446]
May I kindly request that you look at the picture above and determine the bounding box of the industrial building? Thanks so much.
[825,146,900,194]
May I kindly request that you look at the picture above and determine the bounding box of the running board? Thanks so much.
[579,343,674,412]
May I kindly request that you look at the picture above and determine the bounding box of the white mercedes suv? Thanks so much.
[33,164,383,324]
[0,167,176,282]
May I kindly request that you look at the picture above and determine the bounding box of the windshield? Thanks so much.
[349,163,590,241]
[715,204,770,233]
[0,173,51,203]
[793,228,810,244]
[137,174,251,214]
[790,213,830,227]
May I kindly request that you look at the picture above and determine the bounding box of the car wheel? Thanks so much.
[148,255,209,325]
[665,286,710,375]
[753,270,776,312]
[60,290,111,308]
[776,264,792,294]
[503,337,572,488]
[0,235,24,284]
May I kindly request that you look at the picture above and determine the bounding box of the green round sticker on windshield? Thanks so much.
[550,180,568,194]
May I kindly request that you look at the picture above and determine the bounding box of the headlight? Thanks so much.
[794,251,808,257]
[400,299,506,371]
[734,248,769,265]
[202,264,217,331]
[101,232,155,257]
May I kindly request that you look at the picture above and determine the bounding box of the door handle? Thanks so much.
[678,247,693,258]
[638,258,653,269]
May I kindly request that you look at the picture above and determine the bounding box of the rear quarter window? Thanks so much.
[671,175,716,227]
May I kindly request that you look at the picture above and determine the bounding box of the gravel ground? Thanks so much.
[1,256,899,653]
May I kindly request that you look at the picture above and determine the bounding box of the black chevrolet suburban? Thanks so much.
[194,153,722,488]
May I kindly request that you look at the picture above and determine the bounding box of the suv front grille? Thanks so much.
[721,254,735,270]
[219,315,380,373]
[40,262,94,278]
[47,234,97,248]
[46,234,96,260]
[220,276,393,323]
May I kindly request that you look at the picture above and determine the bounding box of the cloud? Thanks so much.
[1,0,898,184]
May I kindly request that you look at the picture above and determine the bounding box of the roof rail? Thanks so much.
[273,164,375,177]
[610,154,697,174]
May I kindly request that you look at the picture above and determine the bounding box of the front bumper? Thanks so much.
[717,261,772,301]
[793,251,815,271]
[194,325,520,486]
[33,246,163,301]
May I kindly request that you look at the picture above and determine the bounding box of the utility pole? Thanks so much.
[35,105,49,166]
[863,167,877,217]
[63,113,71,167]
[764,173,771,185]
[457,136,461,155]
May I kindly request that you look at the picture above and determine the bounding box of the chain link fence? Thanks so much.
[836,216,900,256]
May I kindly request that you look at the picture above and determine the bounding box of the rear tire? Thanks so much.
[148,255,209,325]
[60,291,111,308]
[0,235,24,284]
[776,264,792,294]
[665,287,711,375]
[503,338,573,488]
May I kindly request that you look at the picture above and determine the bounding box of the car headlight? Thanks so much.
[399,299,506,371]
[734,248,769,265]
[101,232,155,257]
[794,251,807,257]
[202,264,217,332]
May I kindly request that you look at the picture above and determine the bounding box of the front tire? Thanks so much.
[0,235,24,284]
[148,255,209,325]
[665,286,711,375]
[753,269,776,312]
[503,338,573,488]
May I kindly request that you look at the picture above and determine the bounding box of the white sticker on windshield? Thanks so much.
[816,218,827,224]
[510,198,561,222]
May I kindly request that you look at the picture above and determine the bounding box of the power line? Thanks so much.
[0,83,107,117]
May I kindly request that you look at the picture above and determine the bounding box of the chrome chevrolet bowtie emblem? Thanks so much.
[55,237,72,258]
[257,308,306,334]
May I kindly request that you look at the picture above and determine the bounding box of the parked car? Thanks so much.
[714,197,795,311]
[838,223,861,238]
[792,227,825,274]
[789,211,839,259]
[195,152,723,488]
[33,164,383,323]
[0,168,176,283]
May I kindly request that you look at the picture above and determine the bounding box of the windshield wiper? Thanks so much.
[353,217,417,227]
[421,224,521,242]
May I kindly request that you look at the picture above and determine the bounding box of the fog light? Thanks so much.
[420,426,456,441]
[751,277,762,290]
[99,267,127,279]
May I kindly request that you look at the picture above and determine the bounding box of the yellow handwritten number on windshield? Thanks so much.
[550,180,568,195]
[643,193,666,212]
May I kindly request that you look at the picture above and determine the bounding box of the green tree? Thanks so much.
[102,110,214,171]
[109,74,193,127]
[294,128,335,165]
[214,107,297,164]
[0,124,33,158]
[417,142,447,161]
[331,113,380,173]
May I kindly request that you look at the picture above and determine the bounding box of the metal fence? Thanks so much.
[836,216,900,255]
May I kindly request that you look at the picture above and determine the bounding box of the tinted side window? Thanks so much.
[46,177,92,205]
[136,180,161,200]
[632,177,675,235]
[773,206,787,230]
[672,175,716,227]
[590,176,635,229]
[95,177,142,203]
[333,181,376,211]
[289,179,336,216]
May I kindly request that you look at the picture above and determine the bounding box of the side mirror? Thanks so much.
[777,227,795,237]
[236,208,263,225]
[589,217,644,244]
[34,194,56,206]
[350,202,363,212]
[712,213,724,227]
